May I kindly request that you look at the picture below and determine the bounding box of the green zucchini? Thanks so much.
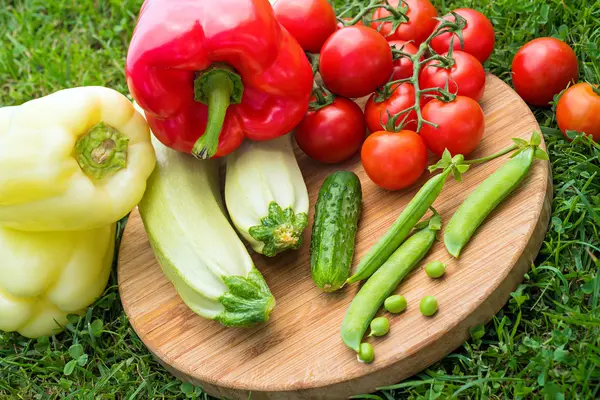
[310,171,362,292]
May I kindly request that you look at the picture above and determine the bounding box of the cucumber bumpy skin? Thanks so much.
[310,171,362,292]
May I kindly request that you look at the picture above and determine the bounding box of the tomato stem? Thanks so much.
[378,12,468,133]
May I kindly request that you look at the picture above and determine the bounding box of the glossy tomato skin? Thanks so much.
[273,0,337,53]
[431,8,495,63]
[556,83,600,141]
[320,26,393,98]
[389,40,421,80]
[419,50,486,102]
[512,38,579,107]
[295,97,366,164]
[361,130,428,191]
[364,83,419,133]
[372,0,437,45]
[419,96,485,157]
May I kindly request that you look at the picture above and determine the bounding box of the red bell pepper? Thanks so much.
[126,0,313,159]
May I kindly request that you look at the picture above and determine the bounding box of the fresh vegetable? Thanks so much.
[0,224,116,338]
[419,96,485,157]
[371,0,438,45]
[225,134,309,257]
[384,295,408,314]
[361,130,428,191]
[419,296,438,316]
[425,261,446,278]
[138,138,275,327]
[348,161,456,284]
[358,343,375,363]
[511,38,579,107]
[126,0,313,159]
[320,26,393,98]
[419,50,486,102]
[341,214,441,352]
[365,13,468,133]
[390,40,421,81]
[369,317,390,337]
[444,133,548,258]
[272,0,337,53]
[311,171,362,292]
[0,87,156,232]
[556,82,600,142]
[364,83,419,134]
[431,8,495,63]
[294,97,366,164]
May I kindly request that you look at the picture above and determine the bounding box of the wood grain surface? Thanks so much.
[118,74,552,400]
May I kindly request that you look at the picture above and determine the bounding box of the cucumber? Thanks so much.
[310,171,362,292]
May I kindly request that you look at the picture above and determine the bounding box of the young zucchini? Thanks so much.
[138,138,275,328]
[225,134,309,257]
[311,171,362,292]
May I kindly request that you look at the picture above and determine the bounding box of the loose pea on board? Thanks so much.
[341,213,442,352]
[384,295,407,314]
[425,261,446,278]
[369,317,390,337]
[420,296,439,317]
[358,343,375,363]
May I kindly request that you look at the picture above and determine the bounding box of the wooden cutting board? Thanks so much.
[118,74,551,400]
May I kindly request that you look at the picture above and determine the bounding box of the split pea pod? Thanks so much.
[444,147,535,258]
[341,214,441,352]
[346,167,453,284]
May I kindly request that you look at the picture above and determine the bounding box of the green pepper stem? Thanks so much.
[192,66,244,159]
[75,122,129,180]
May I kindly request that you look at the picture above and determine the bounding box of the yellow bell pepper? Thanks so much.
[0,224,116,338]
[0,87,156,231]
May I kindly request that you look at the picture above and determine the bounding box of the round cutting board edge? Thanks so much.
[118,74,552,400]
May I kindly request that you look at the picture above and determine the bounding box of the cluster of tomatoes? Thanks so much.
[273,0,599,191]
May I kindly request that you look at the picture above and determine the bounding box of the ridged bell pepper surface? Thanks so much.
[126,0,314,159]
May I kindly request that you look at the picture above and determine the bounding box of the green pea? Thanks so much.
[369,317,390,337]
[347,165,455,284]
[384,295,407,314]
[420,296,438,317]
[358,343,374,363]
[444,147,535,258]
[341,215,441,352]
[425,261,446,278]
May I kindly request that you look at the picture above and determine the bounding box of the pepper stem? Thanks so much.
[192,66,244,159]
[75,122,129,180]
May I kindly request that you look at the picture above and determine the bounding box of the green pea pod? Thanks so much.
[347,168,451,284]
[444,147,535,258]
[341,214,441,352]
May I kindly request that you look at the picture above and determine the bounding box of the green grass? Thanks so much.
[1,0,599,398]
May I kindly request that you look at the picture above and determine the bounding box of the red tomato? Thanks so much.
[364,83,419,133]
[361,130,428,191]
[294,97,366,163]
[419,96,485,157]
[431,8,495,63]
[512,38,579,107]
[419,50,486,102]
[273,0,337,53]
[371,0,437,45]
[556,82,600,141]
[320,26,393,98]
[389,40,421,80]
